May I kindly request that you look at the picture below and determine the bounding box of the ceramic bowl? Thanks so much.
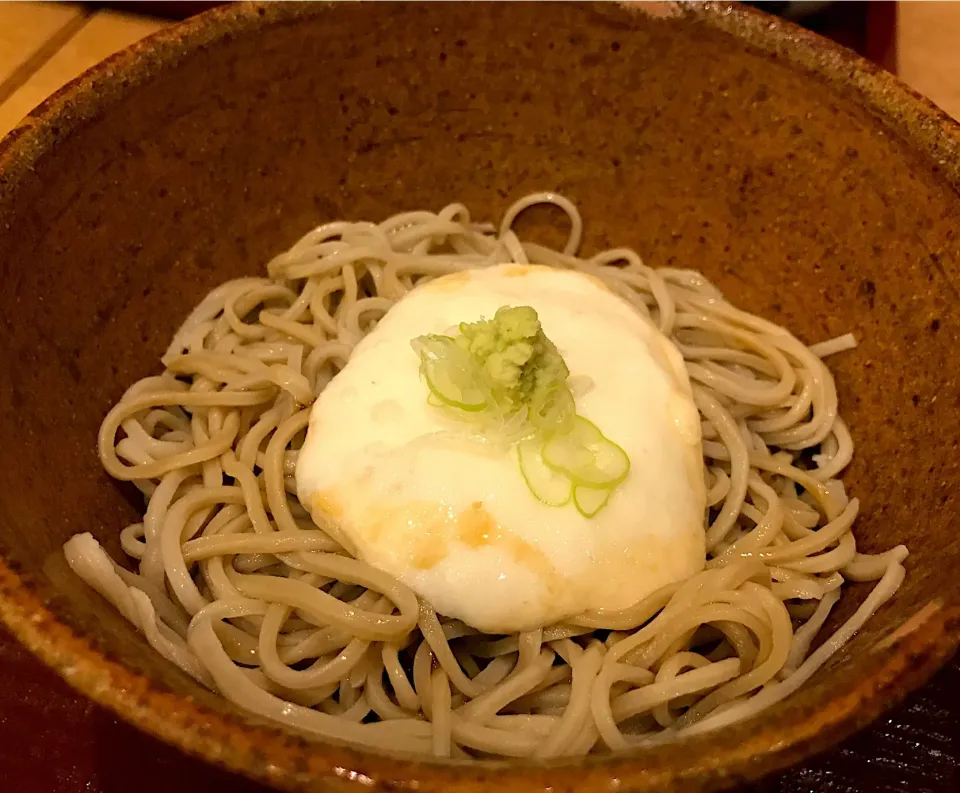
[0,3,957,792]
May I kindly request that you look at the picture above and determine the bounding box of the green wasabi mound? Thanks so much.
[411,305,629,517]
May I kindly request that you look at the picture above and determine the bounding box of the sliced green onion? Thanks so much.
[541,416,630,488]
[529,381,575,435]
[567,374,595,398]
[573,486,613,518]
[411,307,631,519]
[518,438,573,507]
[412,335,488,411]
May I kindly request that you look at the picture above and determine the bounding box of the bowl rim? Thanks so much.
[0,2,958,792]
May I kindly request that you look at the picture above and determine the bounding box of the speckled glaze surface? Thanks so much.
[0,2,957,792]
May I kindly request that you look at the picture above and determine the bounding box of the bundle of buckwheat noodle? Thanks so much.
[63,193,907,759]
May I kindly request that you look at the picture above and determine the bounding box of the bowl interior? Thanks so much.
[0,2,958,790]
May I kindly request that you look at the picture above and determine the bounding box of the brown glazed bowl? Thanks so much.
[0,2,957,791]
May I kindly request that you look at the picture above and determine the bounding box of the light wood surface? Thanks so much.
[0,2,83,85]
[0,6,166,138]
[897,1,960,119]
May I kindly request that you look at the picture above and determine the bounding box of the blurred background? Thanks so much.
[1,2,960,139]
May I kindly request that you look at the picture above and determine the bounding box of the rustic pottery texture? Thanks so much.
[0,2,957,792]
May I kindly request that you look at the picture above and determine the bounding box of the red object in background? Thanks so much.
[865,2,898,73]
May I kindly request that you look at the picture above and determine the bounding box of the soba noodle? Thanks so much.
[64,193,906,758]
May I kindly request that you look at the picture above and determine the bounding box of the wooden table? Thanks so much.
[0,4,956,792]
